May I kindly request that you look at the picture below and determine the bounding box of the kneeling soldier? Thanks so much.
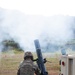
[17,51,40,75]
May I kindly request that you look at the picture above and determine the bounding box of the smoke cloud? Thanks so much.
[0,8,74,52]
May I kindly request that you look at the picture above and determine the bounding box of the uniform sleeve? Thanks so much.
[17,61,23,75]
[17,68,20,75]
[33,65,41,75]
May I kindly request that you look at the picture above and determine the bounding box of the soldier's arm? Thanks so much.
[17,61,23,75]
[34,65,41,75]
[35,68,41,75]
[17,68,20,75]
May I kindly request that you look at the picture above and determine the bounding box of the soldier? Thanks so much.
[17,51,41,75]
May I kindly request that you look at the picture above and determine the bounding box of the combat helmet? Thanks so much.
[24,51,33,60]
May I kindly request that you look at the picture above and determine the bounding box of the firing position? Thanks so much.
[17,51,41,75]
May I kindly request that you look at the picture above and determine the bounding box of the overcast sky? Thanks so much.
[0,0,75,16]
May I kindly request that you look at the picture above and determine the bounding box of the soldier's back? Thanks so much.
[20,60,34,75]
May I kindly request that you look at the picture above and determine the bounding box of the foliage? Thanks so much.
[1,39,23,52]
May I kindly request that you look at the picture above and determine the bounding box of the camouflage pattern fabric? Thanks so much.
[20,60,34,75]
[17,51,40,75]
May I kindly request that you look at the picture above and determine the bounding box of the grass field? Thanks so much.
[0,51,60,75]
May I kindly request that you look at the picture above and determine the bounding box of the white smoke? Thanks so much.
[0,8,74,51]
[41,15,73,43]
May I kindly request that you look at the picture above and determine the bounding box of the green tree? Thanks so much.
[2,39,23,52]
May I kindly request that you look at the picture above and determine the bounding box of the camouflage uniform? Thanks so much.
[17,52,40,75]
